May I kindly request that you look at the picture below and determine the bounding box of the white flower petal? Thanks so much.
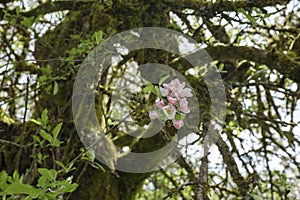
[162,105,176,120]
[160,86,169,97]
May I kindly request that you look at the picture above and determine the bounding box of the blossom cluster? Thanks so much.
[148,79,193,129]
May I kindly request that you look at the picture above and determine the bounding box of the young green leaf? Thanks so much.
[53,81,59,95]
[29,119,42,126]
[37,153,43,164]
[20,16,35,27]
[39,130,52,143]
[0,171,8,190]
[81,149,95,162]
[4,182,40,198]
[0,171,8,183]
[55,161,67,172]
[53,139,61,147]
[143,84,154,93]
[52,122,63,140]
[154,86,162,98]
[41,109,48,124]
[237,8,257,26]
[32,135,41,143]
[174,113,185,120]
[159,75,169,85]
[59,181,78,193]
[38,168,57,181]
[12,171,19,182]
[86,149,95,162]
[65,162,76,173]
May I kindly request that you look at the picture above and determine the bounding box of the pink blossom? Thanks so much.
[155,99,165,108]
[179,98,190,113]
[177,87,193,99]
[162,104,176,120]
[149,110,158,120]
[159,83,169,97]
[167,96,177,105]
[173,120,184,129]
[149,78,193,129]
[169,79,185,95]
[162,79,193,99]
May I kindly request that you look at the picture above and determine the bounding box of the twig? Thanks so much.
[162,181,198,200]
[0,138,33,147]
[160,169,188,200]
[15,77,30,171]
[196,144,209,200]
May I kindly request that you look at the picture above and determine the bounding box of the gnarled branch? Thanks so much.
[206,46,300,84]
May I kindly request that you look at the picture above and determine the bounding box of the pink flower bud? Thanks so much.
[167,96,177,105]
[173,120,184,129]
[155,99,165,108]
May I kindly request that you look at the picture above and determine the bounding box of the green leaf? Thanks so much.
[37,153,43,164]
[12,171,19,182]
[39,130,52,143]
[21,16,35,27]
[0,110,15,125]
[53,81,59,95]
[154,86,162,98]
[41,109,48,124]
[32,135,41,143]
[237,8,257,25]
[50,122,63,147]
[10,18,16,25]
[279,173,287,182]
[65,163,76,173]
[53,139,61,147]
[4,182,40,198]
[52,122,63,140]
[29,119,42,126]
[0,171,8,183]
[82,149,95,162]
[175,113,185,120]
[228,121,235,128]
[15,6,20,14]
[0,171,8,190]
[143,84,154,93]
[55,161,67,171]
[218,63,224,71]
[143,86,151,93]
[59,181,78,193]
[159,75,169,85]
[38,168,57,181]
[70,34,81,40]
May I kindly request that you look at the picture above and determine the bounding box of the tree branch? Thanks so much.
[0,1,93,20]
[196,150,209,200]
[23,1,93,17]
[205,46,300,84]
[215,133,250,196]
[160,169,188,200]
[166,0,291,16]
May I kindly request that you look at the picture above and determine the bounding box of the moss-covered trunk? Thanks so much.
[30,1,172,199]
[69,167,148,200]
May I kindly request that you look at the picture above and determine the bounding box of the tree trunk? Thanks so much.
[30,1,172,199]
